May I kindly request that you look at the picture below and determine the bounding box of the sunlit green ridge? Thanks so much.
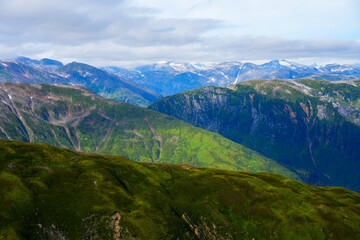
[1,140,360,239]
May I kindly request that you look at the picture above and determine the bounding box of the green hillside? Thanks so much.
[0,82,297,179]
[1,140,360,239]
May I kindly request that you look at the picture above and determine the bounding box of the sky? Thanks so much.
[0,0,359,67]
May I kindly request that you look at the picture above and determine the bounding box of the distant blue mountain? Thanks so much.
[9,57,360,98]
[1,57,161,107]
[104,60,360,96]
[16,56,63,72]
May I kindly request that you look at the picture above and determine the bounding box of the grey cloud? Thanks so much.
[14,37,357,67]
[200,37,360,61]
[0,0,218,46]
[115,18,220,46]
[1,36,359,67]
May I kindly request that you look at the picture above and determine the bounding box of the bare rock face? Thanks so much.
[149,79,360,191]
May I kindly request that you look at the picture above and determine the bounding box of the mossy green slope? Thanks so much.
[1,140,360,239]
[149,79,360,191]
[0,82,297,179]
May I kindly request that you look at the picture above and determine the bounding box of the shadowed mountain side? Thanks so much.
[149,79,360,191]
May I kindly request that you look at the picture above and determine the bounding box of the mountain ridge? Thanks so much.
[149,79,360,191]
[0,58,161,107]
[105,60,360,96]
[0,82,298,179]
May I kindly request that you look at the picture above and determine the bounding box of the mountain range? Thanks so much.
[1,140,360,239]
[150,79,360,191]
[3,57,360,102]
[0,57,161,107]
[105,60,360,96]
[1,56,360,239]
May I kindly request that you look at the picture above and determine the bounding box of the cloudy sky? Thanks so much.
[0,0,359,67]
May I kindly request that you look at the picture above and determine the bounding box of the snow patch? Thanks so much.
[233,71,241,84]
[24,72,31,78]
[8,94,12,100]
[329,67,352,72]
[168,62,193,72]
[2,100,8,105]
[83,72,92,77]
[279,60,291,67]
[220,71,229,79]
[58,73,70,78]
[91,78,98,84]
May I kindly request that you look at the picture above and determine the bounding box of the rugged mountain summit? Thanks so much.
[0,61,67,84]
[16,56,64,72]
[57,62,161,106]
[0,82,296,178]
[0,58,161,107]
[1,140,360,239]
[150,79,360,191]
[106,60,360,96]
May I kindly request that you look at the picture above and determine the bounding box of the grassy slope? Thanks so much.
[1,140,360,240]
[0,83,297,180]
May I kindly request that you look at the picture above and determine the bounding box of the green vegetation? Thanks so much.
[149,79,360,191]
[0,82,298,180]
[105,88,151,107]
[1,140,360,239]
